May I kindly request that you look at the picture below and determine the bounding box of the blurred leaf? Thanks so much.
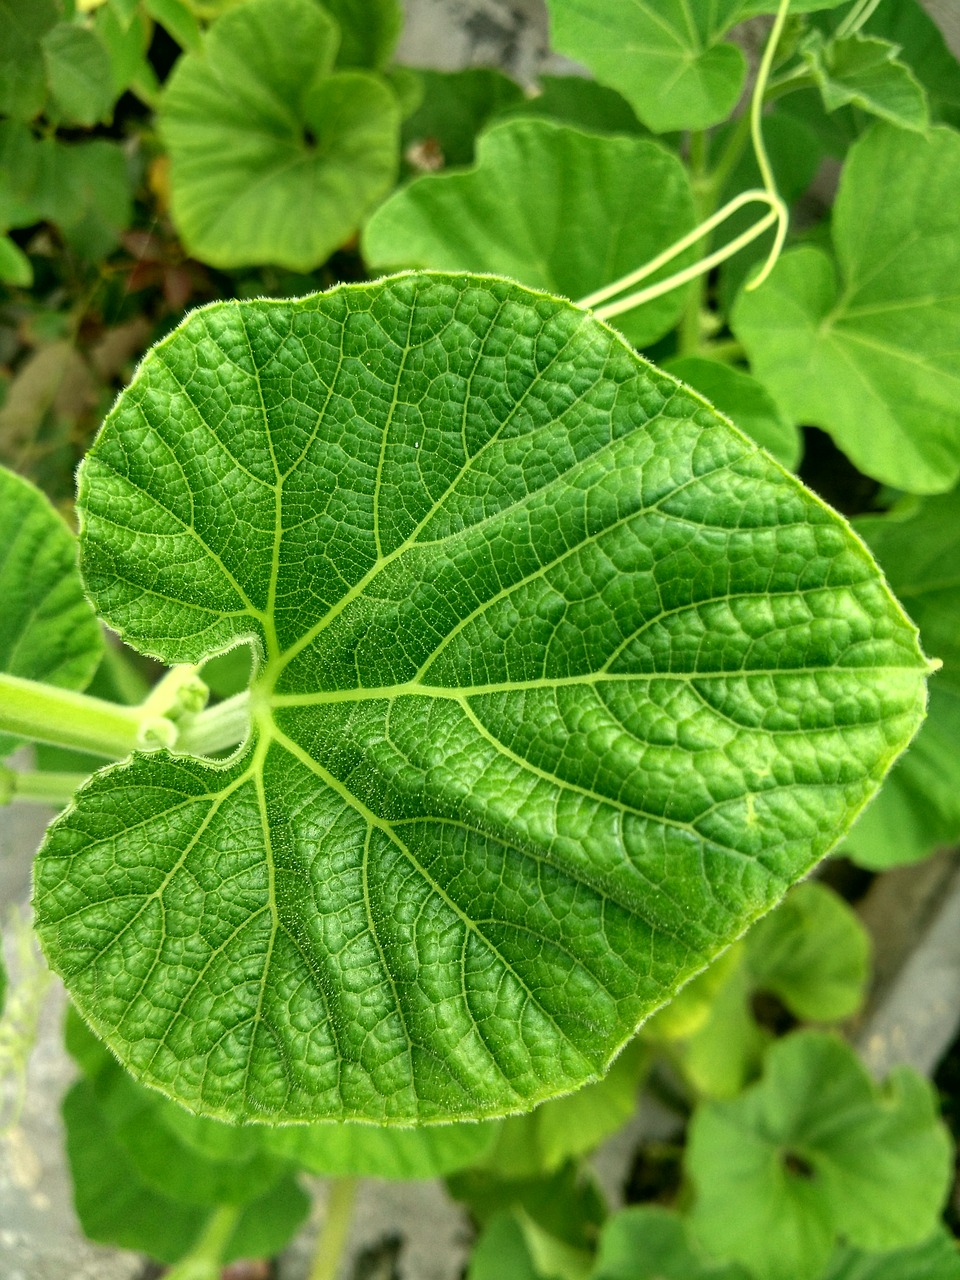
[0,0,58,120]
[641,945,741,1042]
[200,645,253,699]
[364,119,697,347]
[323,0,402,69]
[0,467,103,759]
[95,3,157,102]
[505,75,645,136]
[0,233,31,286]
[468,1212,541,1280]
[41,22,114,125]
[734,124,960,494]
[145,0,201,52]
[263,1116,500,1180]
[800,32,929,133]
[450,1161,607,1256]
[845,0,960,127]
[676,951,769,1098]
[663,357,802,471]
[63,1078,309,1265]
[159,0,400,269]
[821,1228,960,1280]
[687,1032,953,1280]
[593,1206,752,1280]
[401,67,523,168]
[477,1038,649,1178]
[845,489,960,867]
[744,881,869,1021]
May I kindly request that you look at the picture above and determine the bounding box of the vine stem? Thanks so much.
[576,0,791,322]
[308,1177,359,1280]
[0,766,91,808]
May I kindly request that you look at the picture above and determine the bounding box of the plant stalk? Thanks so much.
[0,766,91,808]
[308,1176,359,1280]
[177,692,251,756]
[162,1204,242,1280]
[0,672,170,758]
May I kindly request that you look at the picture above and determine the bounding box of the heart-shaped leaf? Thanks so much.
[158,0,400,270]
[733,124,960,494]
[34,273,928,1124]
[363,119,698,348]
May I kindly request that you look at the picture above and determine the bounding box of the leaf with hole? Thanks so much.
[33,273,928,1124]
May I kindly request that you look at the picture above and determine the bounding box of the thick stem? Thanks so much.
[0,766,91,807]
[679,130,711,356]
[309,1177,359,1280]
[0,672,171,758]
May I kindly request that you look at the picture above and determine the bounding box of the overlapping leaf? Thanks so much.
[846,489,960,867]
[733,124,960,494]
[363,119,698,347]
[0,467,103,759]
[34,273,928,1124]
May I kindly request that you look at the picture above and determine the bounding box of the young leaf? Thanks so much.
[63,1078,309,1264]
[475,1038,649,1178]
[663,357,802,471]
[687,1032,953,1280]
[593,1206,752,1280]
[0,467,104,759]
[158,0,400,270]
[733,124,960,494]
[363,120,698,347]
[845,489,960,867]
[34,274,928,1124]
[744,881,869,1021]
[800,32,929,134]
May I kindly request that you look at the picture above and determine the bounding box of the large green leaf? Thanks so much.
[733,123,960,494]
[363,119,698,347]
[687,1032,953,1280]
[34,274,928,1124]
[845,490,960,867]
[0,467,104,759]
[543,0,847,134]
[158,0,400,270]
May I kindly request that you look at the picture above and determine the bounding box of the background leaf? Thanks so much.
[593,1206,752,1280]
[0,467,104,759]
[845,489,960,867]
[323,0,403,69]
[687,1032,953,1280]
[364,119,698,347]
[733,124,960,494]
[41,22,115,127]
[158,0,400,269]
[0,0,58,120]
[34,274,928,1124]
[800,32,929,133]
